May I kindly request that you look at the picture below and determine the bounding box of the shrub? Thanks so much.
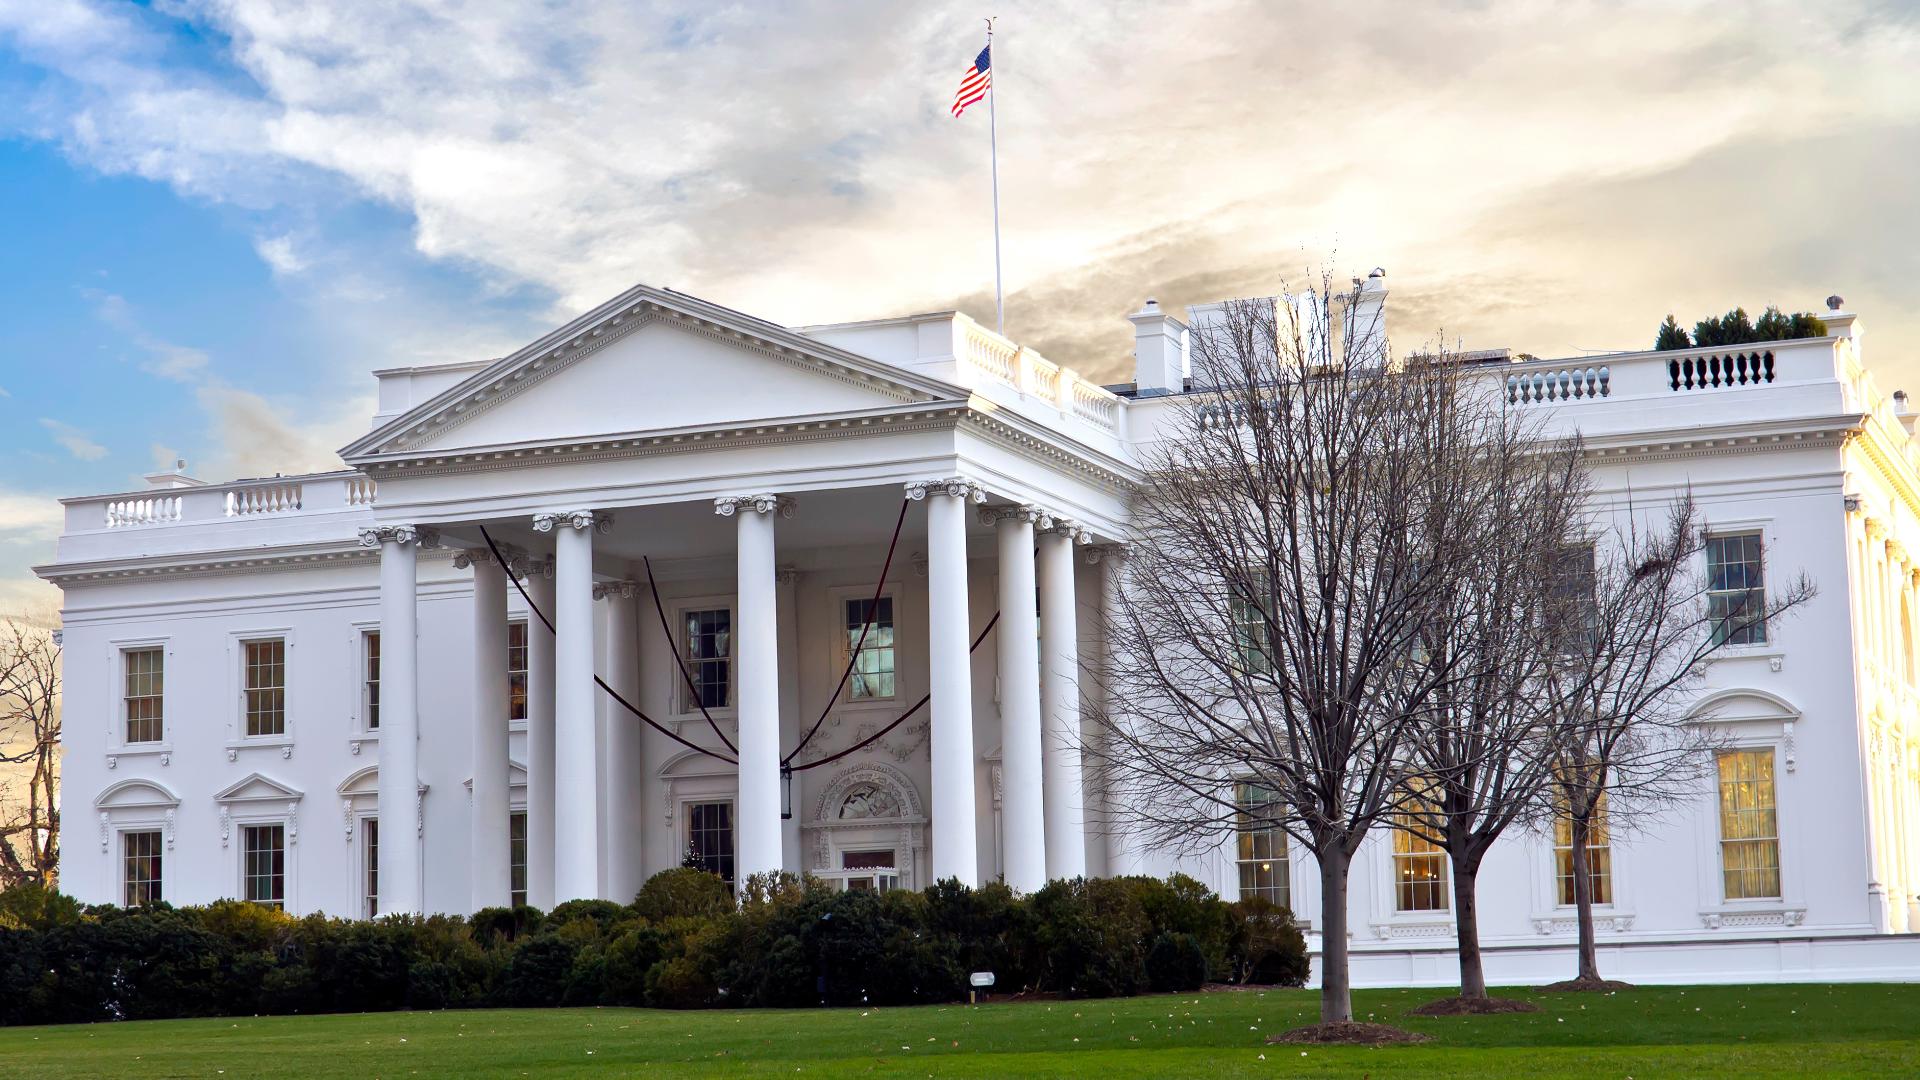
[632,868,734,922]
[1144,932,1208,993]
[1226,897,1310,987]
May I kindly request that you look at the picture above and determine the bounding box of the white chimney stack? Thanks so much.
[1128,299,1188,396]
[1345,267,1389,367]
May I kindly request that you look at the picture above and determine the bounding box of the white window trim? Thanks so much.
[106,635,172,757]
[826,582,903,709]
[681,795,738,884]
[1702,524,1776,654]
[117,824,168,907]
[227,627,296,752]
[356,811,380,919]
[507,616,530,732]
[349,619,381,740]
[1695,739,1798,919]
[233,815,295,909]
[1363,825,1456,937]
[669,593,738,721]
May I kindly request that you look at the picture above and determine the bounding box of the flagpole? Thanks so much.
[986,17,1003,335]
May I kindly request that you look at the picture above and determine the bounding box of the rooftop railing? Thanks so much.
[956,318,1122,433]
[74,472,376,533]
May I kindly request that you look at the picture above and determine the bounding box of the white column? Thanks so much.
[538,510,608,903]
[718,494,790,884]
[776,568,804,872]
[599,581,645,902]
[1093,545,1137,877]
[988,506,1046,891]
[361,524,435,915]
[911,477,984,886]
[1039,520,1088,881]
[524,561,557,909]
[461,547,512,911]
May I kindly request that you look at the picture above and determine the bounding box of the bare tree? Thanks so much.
[1538,495,1813,988]
[1393,403,1592,1005]
[0,617,60,889]
[1086,279,1531,1026]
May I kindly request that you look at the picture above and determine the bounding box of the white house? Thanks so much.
[37,274,1920,987]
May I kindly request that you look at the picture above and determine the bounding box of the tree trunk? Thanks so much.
[1317,845,1353,1023]
[1451,845,1487,999]
[1571,810,1601,982]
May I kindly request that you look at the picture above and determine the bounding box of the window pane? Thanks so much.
[507,622,529,723]
[687,801,736,887]
[1707,534,1768,646]
[509,811,528,908]
[684,610,731,709]
[1553,792,1612,906]
[1718,750,1780,899]
[846,597,895,700]
[1233,781,1289,909]
[364,631,381,731]
[244,824,285,908]
[1393,793,1449,912]
[124,648,165,744]
[244,640,287,737]
[364,817,380,919]
[124,830,163,907]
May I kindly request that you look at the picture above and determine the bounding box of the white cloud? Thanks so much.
[0,491,63,543]
[253,233,307,275]
[38,418,107,461]
[0,385,12,398]
[3,0,1919,378]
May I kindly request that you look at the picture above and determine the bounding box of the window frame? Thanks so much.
[672,597,737,717]
[241,822,288,910]
[360,813,380,919]
[1705,531,1769,647]
[107,636,172,754]
[122,828,164,907]
[828,584,901,706]
[1552,791,1613,908]
[683,798,737,888]
[509,809,529,908]
[1391,794,1450,914]
[1716,747,1782,902]
[507,618,530,729]
[227,628,295,747]
[1233,780,1290,909]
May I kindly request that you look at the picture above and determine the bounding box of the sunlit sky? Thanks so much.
[2,1,1918,611]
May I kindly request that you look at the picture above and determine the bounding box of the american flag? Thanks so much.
[951,43,991,118]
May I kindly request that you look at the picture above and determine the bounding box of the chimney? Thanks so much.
[143,459,206,490]
[1342,268,1389,367]
[1128,299,1188,396]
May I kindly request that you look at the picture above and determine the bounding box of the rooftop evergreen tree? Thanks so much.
[1654,314,1691,351]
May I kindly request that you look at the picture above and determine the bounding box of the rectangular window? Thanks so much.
[1718,749,1781,900]
[1554,792,1612,906]
[1234,781,1289,908]
[845,597,896,700]
[124,830,163,906]
[686,801,736,887]
[683,609,732,710]
[1393,798,1449,913]
[507,621,529,723]
[243,639,287,737]
[123,647,165,744]
[363,817,380,919]
[509,811,528,907]
[1548,544,1599,653]
[1228,591,1272,676]
[1707,533,1767,645]
[243,824,286,908]
[363,631,382,731]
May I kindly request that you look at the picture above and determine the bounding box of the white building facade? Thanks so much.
[38,278,1920,986]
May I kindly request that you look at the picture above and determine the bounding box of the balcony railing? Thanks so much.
[957,319,1122,433]
[1502,337,1843,409]
[76,472,376,532]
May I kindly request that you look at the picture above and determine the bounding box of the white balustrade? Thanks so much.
[226,482,305,517]
[104,496,183,528]
[960,319,1122,433]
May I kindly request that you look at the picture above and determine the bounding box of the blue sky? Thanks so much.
[2,1,1918,611]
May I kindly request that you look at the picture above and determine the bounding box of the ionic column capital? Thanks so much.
[978,503,1050,528]
[906,476,985,503]
[532,510,612,533]
[454,540,528,572]
[592,579,643,600]
[1084,542,1129,565]
[1040,517,1092,544]
[358,524,440,549]
[714,493,795,518]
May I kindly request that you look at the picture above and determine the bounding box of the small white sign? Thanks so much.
[969,971,995,988]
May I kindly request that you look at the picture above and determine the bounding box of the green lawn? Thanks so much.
[0,983,1914,1079]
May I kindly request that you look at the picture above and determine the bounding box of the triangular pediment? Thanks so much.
[215,772,304,804]
[343,285,964,461]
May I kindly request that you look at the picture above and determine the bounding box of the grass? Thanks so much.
[0,983,1915,1078]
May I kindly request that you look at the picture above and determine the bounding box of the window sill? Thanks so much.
[1368,918,1455,940]
[834,696,903,713]
[348,731,379,756]
[1705,647,1783,671]
[106,744,173,769]
[1529,908,1636,935]
[1697,904,1804,929]
[225,737,295,762]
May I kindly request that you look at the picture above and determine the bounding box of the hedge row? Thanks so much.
[0,871,1306,1025]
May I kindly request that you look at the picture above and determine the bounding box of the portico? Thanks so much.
[335,285,1131,909]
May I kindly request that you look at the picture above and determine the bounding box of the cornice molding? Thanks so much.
[39,542,382,587]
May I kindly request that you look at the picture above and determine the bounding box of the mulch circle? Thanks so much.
[1406,995,1541,1016]
[1267,1021,1431,1045]
[1538,977,1636,993]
